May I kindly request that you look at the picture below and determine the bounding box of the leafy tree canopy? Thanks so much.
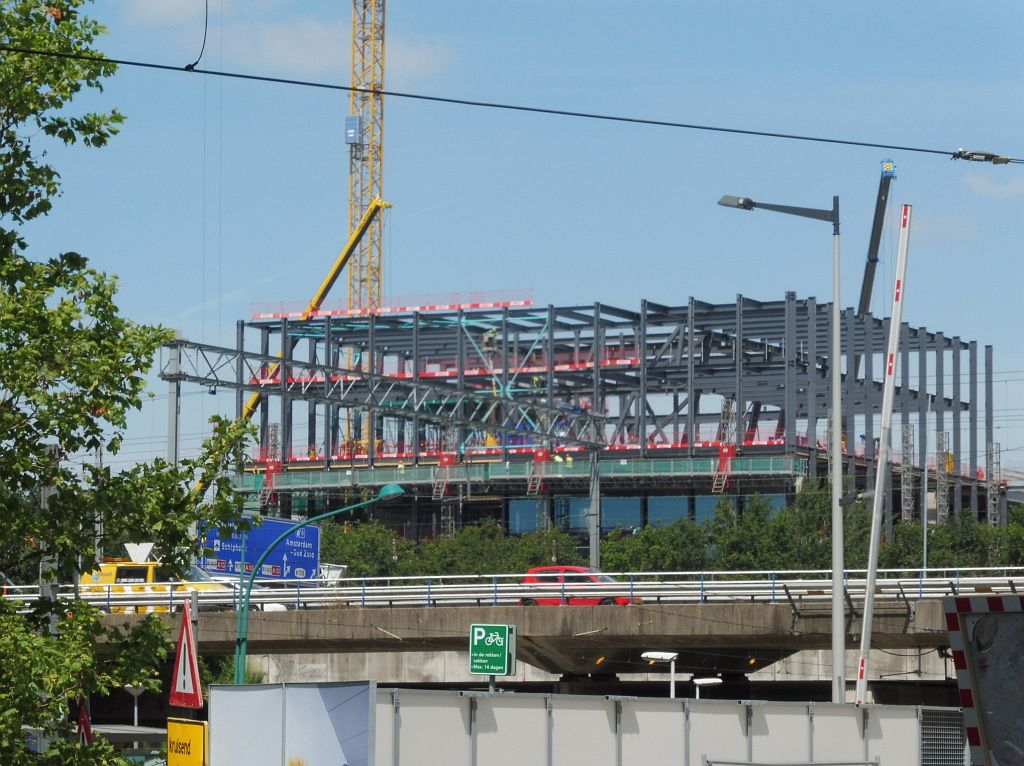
[1,0,122,228]
[320,520,414,578]
[0,3,253,762]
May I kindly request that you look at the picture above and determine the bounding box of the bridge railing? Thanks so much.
[5,566,1023,613]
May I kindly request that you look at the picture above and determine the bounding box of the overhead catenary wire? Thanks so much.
[2,45,1021,165]
[183,0,209,72]
[6,47,1020,467]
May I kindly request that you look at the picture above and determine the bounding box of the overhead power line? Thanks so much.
[2,45,1021,164]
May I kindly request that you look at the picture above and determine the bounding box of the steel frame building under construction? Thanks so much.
[162,292,1001,540]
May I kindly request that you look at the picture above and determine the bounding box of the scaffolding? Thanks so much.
[987,442,1001,526]
[162,292,997,526]
[936,431,950,523]
[901,423,914,522]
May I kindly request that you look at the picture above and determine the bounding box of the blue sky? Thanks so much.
[23,1,1024,472]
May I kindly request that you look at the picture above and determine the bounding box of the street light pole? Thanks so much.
[828,196,844,704]
[233,484,405,684]
[641,651,679,699]
[718,194,845,702]
[692,675,723,700]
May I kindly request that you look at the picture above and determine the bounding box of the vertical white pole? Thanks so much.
[167,341,181,466]
[670,659,676,699]
[923,395,931,570]
[588,452,601,569]
[830,220,845,703]
[855,204,913,704]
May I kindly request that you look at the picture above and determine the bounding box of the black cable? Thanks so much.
[184,0,209,72]
[3,44,1021,164]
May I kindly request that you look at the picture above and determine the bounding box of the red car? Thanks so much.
[519,565,641,606]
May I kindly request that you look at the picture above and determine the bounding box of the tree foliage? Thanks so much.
[319,520,413,578]
[413,521,514,576]
[502,527,584,573]
[1,0,123,228]
[602,518,708,572]
[324,490,1024,580]
[708,496,779,571]
[0,3,253,762]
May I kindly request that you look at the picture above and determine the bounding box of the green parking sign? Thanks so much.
[469,624,517,676]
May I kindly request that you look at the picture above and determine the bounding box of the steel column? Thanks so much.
[639,300,649,457]
[807,298,818,478]
[952,338,962,518]
[985,345,994,517]
[784,292,797,454]
[969,340,978,516]
[918,331,929,520]
[687,298,696,457]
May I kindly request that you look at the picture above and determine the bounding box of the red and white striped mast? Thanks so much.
[854,204,913,704]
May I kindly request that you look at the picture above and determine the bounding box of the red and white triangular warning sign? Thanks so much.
[76,697,94,744]
[169,597,204,709]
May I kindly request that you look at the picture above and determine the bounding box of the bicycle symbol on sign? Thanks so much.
[484,631,504,647]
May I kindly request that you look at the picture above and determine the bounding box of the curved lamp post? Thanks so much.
[718,193,844,703]
[233,483,405,683]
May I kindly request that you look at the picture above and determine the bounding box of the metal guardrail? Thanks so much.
[5,567,1022,613]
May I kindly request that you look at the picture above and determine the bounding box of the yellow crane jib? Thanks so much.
[241,197,390,421]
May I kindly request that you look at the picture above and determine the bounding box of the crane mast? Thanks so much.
[346,0,386,311]
[857,159,896,316]
[853,159,896,378]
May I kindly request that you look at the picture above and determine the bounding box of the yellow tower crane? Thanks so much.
[346,0,386,311]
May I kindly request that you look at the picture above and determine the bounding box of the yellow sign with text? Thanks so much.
[167,718,207,766]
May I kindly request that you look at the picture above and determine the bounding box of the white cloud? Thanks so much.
[966,174,1024,199]
[120,0,207,27]
[178,271,284,321]
[115,6,456,85]
[388,37,457,86]
[219,23,457,85]
[223,18,348,79]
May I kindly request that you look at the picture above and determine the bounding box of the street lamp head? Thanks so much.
[717,195,755,211]
[641,651,679,662]
[691,676,723,687]
[377,484,405,501]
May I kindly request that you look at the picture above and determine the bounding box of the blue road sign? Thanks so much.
[199,518,320,581]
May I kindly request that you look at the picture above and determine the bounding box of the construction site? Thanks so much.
[159,2,1004,547]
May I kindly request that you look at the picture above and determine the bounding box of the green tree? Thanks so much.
[991,506,1024,566]
[601,518,708,573]
[414,521,514,575]
[768,483,831,570]
[708,496,778,571]
[319,520,414,578]
[1,0,123,228]
[505,528,585,572]
[842,502,873,571]
[926,515,994,568]
[1,4,253,762]
[877,520,925,571]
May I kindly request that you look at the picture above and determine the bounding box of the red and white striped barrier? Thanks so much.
[252,299,534,320]
[944,594,1024,766]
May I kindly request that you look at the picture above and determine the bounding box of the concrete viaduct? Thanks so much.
[112,599,945,679]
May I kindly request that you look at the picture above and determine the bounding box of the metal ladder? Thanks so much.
[257,482,274,508]
[526,473,543,496]
[432,467,448,500]
[258,461,281,508]
[712,397,736,493]
[526,463,544,495]
[712,468,729,494]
